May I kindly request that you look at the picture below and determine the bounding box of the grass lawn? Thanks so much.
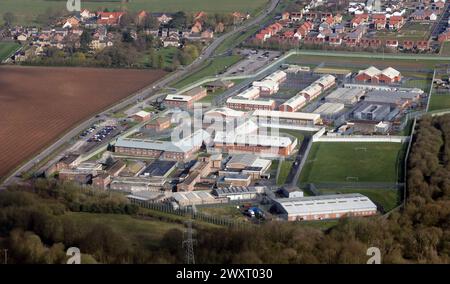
[294,219,340,230]
[440,41,450,56]
[62,212,184,249]
[318,188,400,213]
[286,54,450,70]
[277,160,293,185]
[0,0,268,25]
[428,94,450,112]
[0,42,20,61]
[300,142,405,183]
[138,47,179,69]
[172,55,242,88]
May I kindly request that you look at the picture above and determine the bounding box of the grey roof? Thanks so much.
[115,129,209,153]
[275,193,377,215]
[227,154,258,167]
[213,186,258,196]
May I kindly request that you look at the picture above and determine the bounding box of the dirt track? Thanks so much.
[0,66,166,178]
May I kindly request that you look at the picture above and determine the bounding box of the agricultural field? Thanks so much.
[0,42,20,61]
[0,66,166,179]
[300,142,406,184]
[0,0,269,25]
[428,93,450,112]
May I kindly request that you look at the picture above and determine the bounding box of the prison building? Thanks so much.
[355,66,401,84]
[313,102,345,118]
[252,109,321,126]
[114,129,209,161]
[110,176,166,193]
[265,70,287,84]
[203,107,246,124]
[364,90,420,109]
[325,87,365,106]
[145,117,171,131]
[273,193,377,221]
[226,97,276,111]
[213,131,297,157]
[299,84,323,101]
[353,102,391,121]
[212,186,265,201]
[171,191,223,207]
[139,160,177,178]
[252,80,279,96]
[223,154,272,180]
[236,86,261,99]
[279,93,307,112]
[131,110,151,122]
[164,86,207,108]
[313,74,336,91]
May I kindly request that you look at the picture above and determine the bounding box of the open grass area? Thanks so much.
[428,94,450,112]
[0,0,268,25]
[286,53,450,70]
[318,188,400,213]
[172,55,242,89]
[62,212,184,249]
[440,41,450,56]
[277,160,293,185]
[375,22,432,41]
[300,142,405,183]
[138,47,179,69]
[0,42,20,61]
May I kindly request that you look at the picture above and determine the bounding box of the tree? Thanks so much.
[3,12,16,27]
[79,30,92,52]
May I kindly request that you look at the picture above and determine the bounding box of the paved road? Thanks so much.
[1,0,280,187]
[285,136,312,187]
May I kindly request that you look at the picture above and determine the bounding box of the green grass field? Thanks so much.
[0,42,20,61]
[0,0,268,25]
[375,22,432,41]
[277,160,293,185]
[300,142,405,183]
[286,53,450,70]
[62,212,184,249]
[172,54,242,88]
[440,41,450,56]
[428,94,450,112]
[318,188,400,212]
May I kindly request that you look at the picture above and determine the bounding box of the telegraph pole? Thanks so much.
[182,220,196,264]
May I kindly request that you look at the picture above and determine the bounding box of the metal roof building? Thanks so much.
[313,102,345,117]
[273,193,377,221]
[325,87,365,106]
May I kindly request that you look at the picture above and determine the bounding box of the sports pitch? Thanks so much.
[300,142,406,183]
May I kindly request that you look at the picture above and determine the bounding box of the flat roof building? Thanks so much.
[325,87,365,106]
[114,129,210,161]
[252,109,321,126]
[313,102,345,117]
[164,86,207,108]
[353,102,391,121]
[273,193,377,221]
[226,97,276,111]
[236,86,261,99]
[140,160,177,178]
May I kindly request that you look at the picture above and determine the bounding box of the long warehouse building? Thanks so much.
[274,193,377,221]
[252,110,321,126]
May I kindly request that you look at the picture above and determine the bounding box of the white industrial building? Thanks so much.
[212,186,266,201]
[252,110,321,126]
[252,80,279,95]
[273,193,378,221]
[236,86,261,99]
[313,102,345,117]
[325,88,365,106]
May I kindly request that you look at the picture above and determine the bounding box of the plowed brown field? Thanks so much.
[0,66,167,178]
